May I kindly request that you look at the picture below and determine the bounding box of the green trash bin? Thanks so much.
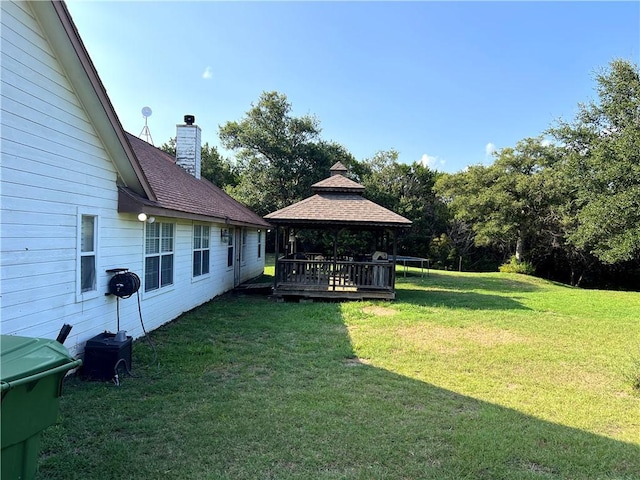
[1,335,82,480]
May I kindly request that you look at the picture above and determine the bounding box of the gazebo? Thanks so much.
[264,162,412,300]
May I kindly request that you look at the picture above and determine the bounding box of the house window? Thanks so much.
[240,228,248,265]
[227,228,234,268]
[193,224,210,277]
[80,215,97,292]
[145,222,174,292]
[257,230,262,259]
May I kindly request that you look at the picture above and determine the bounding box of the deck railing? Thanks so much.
[275,259,394,292]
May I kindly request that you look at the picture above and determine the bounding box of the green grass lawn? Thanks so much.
[38,269,640,479]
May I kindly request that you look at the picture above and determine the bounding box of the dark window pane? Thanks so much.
[193,251,201,277]
[161,254,173,286]
[145,256,159,291]
[81,255,96,292]
[202,250,210,275]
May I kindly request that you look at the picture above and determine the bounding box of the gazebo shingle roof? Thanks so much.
[311,174,365,194]
[264,166,411,228]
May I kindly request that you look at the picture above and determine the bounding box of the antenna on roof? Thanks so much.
[139,106,154,145]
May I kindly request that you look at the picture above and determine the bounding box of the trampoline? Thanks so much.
[391,256,430,278]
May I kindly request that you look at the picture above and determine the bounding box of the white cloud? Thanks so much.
[202,66,213,80]
[420,153,444,170]
[540,138,552,147]
[485,142,496,157]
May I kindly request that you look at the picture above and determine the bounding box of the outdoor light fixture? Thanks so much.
[137,213,155,223]
[220,229,231,243]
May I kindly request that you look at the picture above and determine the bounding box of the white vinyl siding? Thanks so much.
[0,1,265,359]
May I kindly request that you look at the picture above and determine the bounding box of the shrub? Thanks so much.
[499,255,536,275]
[627,352,640,393]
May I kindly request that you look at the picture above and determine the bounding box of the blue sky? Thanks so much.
[66,1,639,173]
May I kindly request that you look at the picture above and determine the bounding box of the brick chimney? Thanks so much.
[175,115,201,179]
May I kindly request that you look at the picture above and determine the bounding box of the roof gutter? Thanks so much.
[118,188,271,228]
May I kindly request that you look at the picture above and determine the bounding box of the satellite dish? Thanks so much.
[139,107,154,145]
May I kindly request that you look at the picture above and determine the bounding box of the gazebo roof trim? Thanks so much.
[312,174,365,193]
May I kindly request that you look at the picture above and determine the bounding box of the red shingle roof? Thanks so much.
[123,133,269,227]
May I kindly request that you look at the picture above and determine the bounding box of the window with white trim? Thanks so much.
[227,228,234,268]
[193,224,210,277]
[80,215,97,293]
[240,228,248,265]
[145,222,174,292]
[257,230,262,259]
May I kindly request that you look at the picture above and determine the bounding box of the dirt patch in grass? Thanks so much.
[362,306,398,317]
[395,324,528,354]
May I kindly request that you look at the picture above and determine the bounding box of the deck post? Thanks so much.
[332,229,338,291]
[391,229,397,292]
[273,226,280,290]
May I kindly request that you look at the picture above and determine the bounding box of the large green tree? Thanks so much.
[359,150,444,258]
[434,137,564,264]
[219,91,350,216]
[549,59,640,264]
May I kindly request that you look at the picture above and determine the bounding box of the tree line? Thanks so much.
[162,59,640,290]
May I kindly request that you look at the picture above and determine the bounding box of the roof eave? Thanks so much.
[263,217,412,229]
[119,188,271,228]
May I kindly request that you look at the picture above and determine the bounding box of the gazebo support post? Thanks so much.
[273,226,280,291]
[391,229,397,293]
[332,229,338,291]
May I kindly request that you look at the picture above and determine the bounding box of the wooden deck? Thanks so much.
[273,259,396,300]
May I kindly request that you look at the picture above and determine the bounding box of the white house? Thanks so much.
[0,0,270,358]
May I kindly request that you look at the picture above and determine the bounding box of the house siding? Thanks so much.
[1,1,122,355]
[0,1,266,359]
[239,228,265,282]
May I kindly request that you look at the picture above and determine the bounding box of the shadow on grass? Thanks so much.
[397,270,542,294]
[397,287,532,311]
[38,295,638,480]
